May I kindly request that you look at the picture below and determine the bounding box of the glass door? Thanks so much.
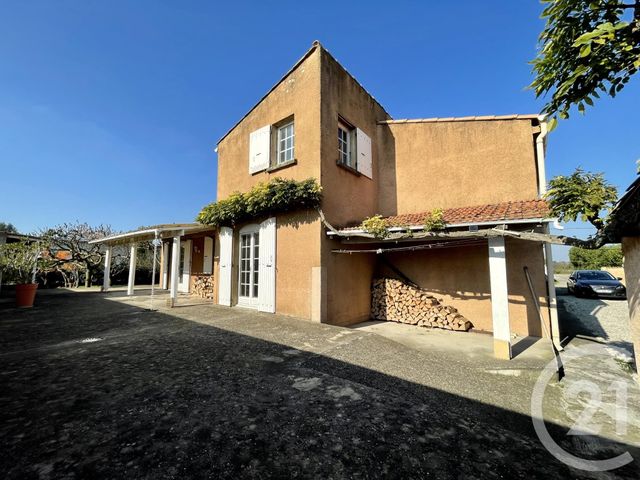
[238,228,260,308]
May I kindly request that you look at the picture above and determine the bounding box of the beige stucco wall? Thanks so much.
[212,211,321,320]
[318,49,391,227]
[318,49,392,325]
[378,120,540,216]
[217,49,322,199]
[622,236,640,371]
[213,48,324,320]
[375,238,548,336]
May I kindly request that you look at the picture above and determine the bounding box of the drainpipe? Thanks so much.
[535,115,548,196]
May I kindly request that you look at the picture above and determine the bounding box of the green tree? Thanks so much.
[0,222,17,233]
[545,167,618,230]
[569,245,623,268]
[530,0,640,129]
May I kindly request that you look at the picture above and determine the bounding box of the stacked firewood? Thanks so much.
[371,278,473,331]
[192,274,215,299]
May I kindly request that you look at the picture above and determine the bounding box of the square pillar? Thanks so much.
[169,236,181,306]
[489,237,512,360]
[161,241,170,290]
[102,245,112,292]
[544,242,561,348]
[127,244,137,296]
[622,237,640,375]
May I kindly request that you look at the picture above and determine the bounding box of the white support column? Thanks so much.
[102,245,112,292]
[544,242,561,349]
[127,244,137,296]
[488,237,512,360]
[169,236,180,306]
[161,241,170,290]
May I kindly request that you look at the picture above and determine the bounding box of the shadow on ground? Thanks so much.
[0,290,638,479]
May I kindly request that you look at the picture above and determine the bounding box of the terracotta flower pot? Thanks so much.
[15,283,38,308]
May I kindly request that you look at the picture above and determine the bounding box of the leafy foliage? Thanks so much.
[424,208,446,231]
[197,177,322,228]
[530,0,640,129]
[545,168,618,230]
[0,241,42,284]
[361,215,389,239]
[569,244,623,268]
[0,222,17,233]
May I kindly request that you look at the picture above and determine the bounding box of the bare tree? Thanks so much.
[39,223,118,287]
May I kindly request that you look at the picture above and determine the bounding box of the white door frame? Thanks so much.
[237,224,260,309]
[178,239,192,293]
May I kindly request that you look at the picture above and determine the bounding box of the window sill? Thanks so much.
[336,160,361,176]
[267,159,297,173]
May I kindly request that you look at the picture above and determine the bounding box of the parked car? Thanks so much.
[567,270,626,299]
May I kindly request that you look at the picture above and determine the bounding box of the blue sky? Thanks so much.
[1,1,638,260]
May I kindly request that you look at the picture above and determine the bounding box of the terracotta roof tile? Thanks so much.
[340,199,550,231]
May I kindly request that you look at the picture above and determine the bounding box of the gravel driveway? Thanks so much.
[555,274,634,360]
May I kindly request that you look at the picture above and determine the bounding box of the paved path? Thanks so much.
[1,290,638,479]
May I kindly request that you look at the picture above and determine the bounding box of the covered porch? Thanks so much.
[324,199,562,361]
[89,223,216,307]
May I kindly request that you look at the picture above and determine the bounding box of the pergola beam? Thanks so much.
[329,227,594,247]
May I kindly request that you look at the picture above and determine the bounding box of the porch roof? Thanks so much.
[88,223,213,246]
[333,199,551,235]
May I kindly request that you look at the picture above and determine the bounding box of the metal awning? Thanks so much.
[89,223,214,246]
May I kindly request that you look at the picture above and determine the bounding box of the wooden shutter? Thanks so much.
[249,125,271,174]
[356,128,373,179]
[203,237,213,274]
[258,217,276,313]
[218,227,233,306]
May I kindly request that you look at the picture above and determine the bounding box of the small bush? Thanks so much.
[424,208,446,231]
[361,215,389,239]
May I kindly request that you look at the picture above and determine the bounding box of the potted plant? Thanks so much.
[0,241,41,307]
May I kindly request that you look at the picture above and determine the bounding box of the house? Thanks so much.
[95,41,559,360]
[606,175,640,371]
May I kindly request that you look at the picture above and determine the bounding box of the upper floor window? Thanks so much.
[336,116,372,179]
[338,119,355,168]
[277,121,295,165]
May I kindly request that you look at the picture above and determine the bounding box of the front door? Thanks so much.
[238,226,260,308]
[178,239,191,293]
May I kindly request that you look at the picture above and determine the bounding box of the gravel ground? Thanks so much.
[555,274,634,360]
[1,289,639,479]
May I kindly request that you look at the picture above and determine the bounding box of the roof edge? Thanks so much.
[378,114,542,125]
[216,41,321,146]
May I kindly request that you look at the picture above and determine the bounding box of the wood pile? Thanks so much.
[371,278,472,331]
[192,274,215,299]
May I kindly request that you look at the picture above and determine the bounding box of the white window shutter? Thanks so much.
[218,227,233,306]
[249,125,271,174]
[258,217,276,313]
[356,128,373,179]
[203,237,213,274]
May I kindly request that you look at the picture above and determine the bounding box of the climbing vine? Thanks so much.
[196,177,322,228]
